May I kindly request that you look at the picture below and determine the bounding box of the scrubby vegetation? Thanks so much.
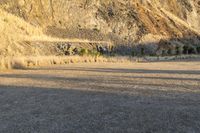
[1,0,200,70]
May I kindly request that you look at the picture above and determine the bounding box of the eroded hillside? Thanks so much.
[1,0,200,56]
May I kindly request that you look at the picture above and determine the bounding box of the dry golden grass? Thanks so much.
[1,55,200,70]
[0,8,112,58]
[0,57,11,69]
[0,56,134,70]
[1,7,200,71]
[0,9,43,40]
[0,8,112,44]
[0,8,113,70]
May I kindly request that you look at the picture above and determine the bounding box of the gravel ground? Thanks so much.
[0,61,200,133]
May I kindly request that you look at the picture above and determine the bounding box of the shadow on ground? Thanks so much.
[0,65,200,133]
[0,84,200,133]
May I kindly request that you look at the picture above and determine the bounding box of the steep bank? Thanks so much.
[0,0,200,57]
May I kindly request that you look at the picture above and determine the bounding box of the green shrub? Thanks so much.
[78,48,102,57]
[141,48,145,56]
[131,50,135,57]
[79,48,88,56]
[88,50,101,57]
[197,47,200,54]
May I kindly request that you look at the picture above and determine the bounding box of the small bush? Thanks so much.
[79,48,88,56]
[141,48,145,56]
[131,50,135,57]
[88,49,101,57]
[78,48,101,57]
[196,47,200,54]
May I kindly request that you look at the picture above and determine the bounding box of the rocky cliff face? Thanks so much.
[1,0,200,55]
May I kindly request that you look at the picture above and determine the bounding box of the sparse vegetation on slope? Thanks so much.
[0,0,200,69]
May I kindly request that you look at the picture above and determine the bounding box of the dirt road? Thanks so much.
[0,61,200,133]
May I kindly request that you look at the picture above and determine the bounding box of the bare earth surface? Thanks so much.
[0,60,200,133]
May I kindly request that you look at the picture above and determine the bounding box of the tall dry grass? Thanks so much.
[0,8,112,58]
[0,56,134,70]
[0,9,43,38]
[1,54,200,70]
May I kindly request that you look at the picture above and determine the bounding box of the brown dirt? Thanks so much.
[0,61,200,132]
